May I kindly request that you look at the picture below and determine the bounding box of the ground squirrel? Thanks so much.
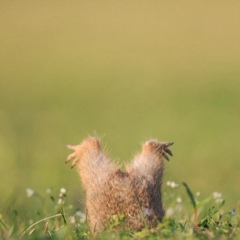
[66,137,173,232]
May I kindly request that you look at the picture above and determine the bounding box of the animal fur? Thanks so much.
[66,137,173,232]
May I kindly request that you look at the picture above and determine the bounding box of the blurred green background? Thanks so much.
[0,1,239,210]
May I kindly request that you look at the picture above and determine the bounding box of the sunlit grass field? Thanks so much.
[0,1,239,239]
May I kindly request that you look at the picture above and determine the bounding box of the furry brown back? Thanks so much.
[66,137,173,232]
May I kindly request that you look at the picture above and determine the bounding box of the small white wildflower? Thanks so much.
[166,181,179,188]
[170,181,179,188]
[75,210,84,217]
[60,188,67,194]
[80,215,86,223]
[69,216,76,224]
[58,198,63,205]
[75,211,86,223]
[212,192,222,199]
[26,188,34,198]
[196,192,200,197]
[165,208,174,217]
[59,188,67,198]
[176,197,182,203]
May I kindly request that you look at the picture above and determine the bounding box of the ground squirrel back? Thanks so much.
[66,137,173,232]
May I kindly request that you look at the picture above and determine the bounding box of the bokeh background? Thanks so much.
[0,1,239,210]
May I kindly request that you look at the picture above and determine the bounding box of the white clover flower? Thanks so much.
[76,210,86,223]
[212,192,222,199]
[80,215,86,223]
[26,188,34,198]
[176,197,182,203]
[165,208,174,217]
[75,210,82,217]
[59,188,67,198]
[212,192,223,203]
[60,188,67,194]
[166,181,179,188]
[171,182,179,188]
[69,216,76,224]
[166,181,171,186]
[58,198,63,205]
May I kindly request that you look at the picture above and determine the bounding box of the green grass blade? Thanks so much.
[21,213,62,235]
[182,182,197,209]
[60,207,67,225]
[0,219,8,230]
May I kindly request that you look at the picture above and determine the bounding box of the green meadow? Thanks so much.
[0,1,239,239]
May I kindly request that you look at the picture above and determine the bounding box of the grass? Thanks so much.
[0,183,239,239]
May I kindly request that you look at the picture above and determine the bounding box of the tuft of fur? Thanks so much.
[66,137,173,232]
